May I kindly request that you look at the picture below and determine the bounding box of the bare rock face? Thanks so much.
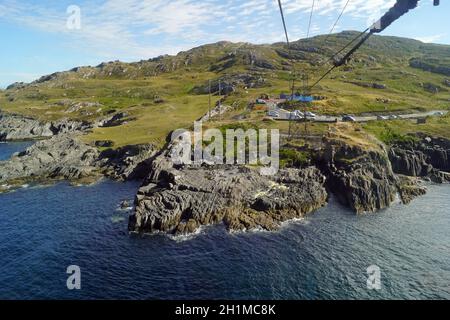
[191,73,267,95]
[0,134,99,185]
[98,144,157,181]
[396,175,427,205]
[129,146,328,235]
[0,112,91,141]
[320,137,398,214]
[0,113,53,140]
[389,136,450,183]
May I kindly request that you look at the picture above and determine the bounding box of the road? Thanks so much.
[270,108,448,123]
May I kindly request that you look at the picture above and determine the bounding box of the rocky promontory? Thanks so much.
[128,124,450,235]
[320,136,398,213]
[0,112,91,141]
[0,134,100,186]
[0,135,157,190]
[389,135,450,183]
[0,111,157,190]
[129,143,328,235]
[314,124,450,215]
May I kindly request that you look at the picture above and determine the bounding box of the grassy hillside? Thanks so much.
[1,31,449,147]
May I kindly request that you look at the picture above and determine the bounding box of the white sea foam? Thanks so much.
[116,206,134,212]
[168,225,208,242]
[74,177,104,188]
[111,215,126,223]
[135,224,210,242]
[280,217,307,228]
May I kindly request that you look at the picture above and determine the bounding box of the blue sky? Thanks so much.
[0,0,448,88]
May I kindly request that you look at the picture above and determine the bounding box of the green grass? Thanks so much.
[83,94,216,148]
[279,149,311,168]
[364,113,450,143]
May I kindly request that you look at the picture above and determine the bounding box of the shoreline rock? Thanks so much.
[389,135,450,183]
[396,175,427,205]
[0,112,158,189]
[0,134,100,187]
[319,135,398,214]
[98,144,158,181]
[129,144,328,235]
[0,112,91,141]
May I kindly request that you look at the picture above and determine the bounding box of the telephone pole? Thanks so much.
[302,74,309,136]
[208,80,212,121]
[218,80,222,122]
[291,71,296,100]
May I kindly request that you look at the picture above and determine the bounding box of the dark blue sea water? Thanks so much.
[0,142,449,300]
[0,141,33,161]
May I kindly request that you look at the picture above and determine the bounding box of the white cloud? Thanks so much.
[0,0,421,62]
[415,34,444,43]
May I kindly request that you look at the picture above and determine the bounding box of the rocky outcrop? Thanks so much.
[396,175,427,205]
[0,112,91,141]
[191,73,267,95]
[97,112,131,128]
[0,134,100,186]
[319,134,398,213]
[98,144,157,181]
[389,136,450,183]
[0,111,159,188]
[346,81,387,89]
[129,144,328,235]
[410,58,450,76]
[275,49,307,61]
[209,49,276,72]
[6,82,27,90]
[421,82,445,94]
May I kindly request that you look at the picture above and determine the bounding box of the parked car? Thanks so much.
[305,111,316,118]
[342,115,356,122]
[434,111,444,116]
[377,115,388,120]
[293,110,304,117]
[388,115,398,120]
[268,110,280,118]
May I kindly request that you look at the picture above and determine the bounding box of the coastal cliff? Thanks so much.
[317,125,450,213]
[129,125,450,234]
[389,135,450,183]
[129,143,328,235]
[320,136,398,213]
